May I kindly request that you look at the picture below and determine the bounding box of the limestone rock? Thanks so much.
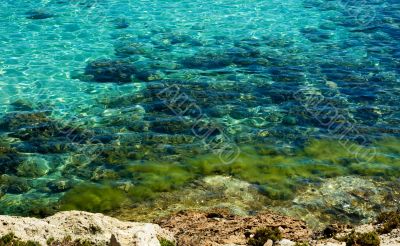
[0,211,174,246]
[156,209,311,246]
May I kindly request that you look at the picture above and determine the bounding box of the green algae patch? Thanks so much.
[125,162,195,192]
[247,227,282,246]
[19,137,400,217]
[302,139,355,163]
[376,210,400,234]
[121,161,196,202]
[187,140,352,200]
[0,233,40,246]
[159,238,175,246]
[345,231,380,246]
[46,236,93,246]
[60,184,127,213]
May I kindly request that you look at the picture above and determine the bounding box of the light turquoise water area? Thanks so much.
[0,0,399,226]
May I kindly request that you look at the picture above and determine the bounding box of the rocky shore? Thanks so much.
[0,209,399,246]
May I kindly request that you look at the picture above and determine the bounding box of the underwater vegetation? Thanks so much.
[345,231,380,246]
[0,233,40,246]
[375,210,400,234]
[56,137,400,220]
[0,0,399,227]
[59,184,127,213]
[158,238,175,246]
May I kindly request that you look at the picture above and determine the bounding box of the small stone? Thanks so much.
[263,239,273,246]
[276,239,296,246]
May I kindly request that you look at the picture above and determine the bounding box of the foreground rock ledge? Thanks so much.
[0,210,174,246]
[156,209,311,246]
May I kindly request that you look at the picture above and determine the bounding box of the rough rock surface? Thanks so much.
[156,209,311,246]
[0,211,174,246]
[311,221,400,246]
[285,176,400,228]
[113,175,268,222]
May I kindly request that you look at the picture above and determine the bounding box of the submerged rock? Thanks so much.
[114,42,153,57]
[0,175,30,194]
[25,10,54,20]
[0,211,174,246]
[181,51,233,69]
[0,144,22,175]
[0,111,92,143]
[10,99,36,111]
[286,176,400,228]
[16,156,49,178]
[300,27,332,42]
[47,179,73,193]
[134,69,164,82]
[112,175,269,222]
[84,59,136,83]
[0,111,50,132]
[113,18,130,29]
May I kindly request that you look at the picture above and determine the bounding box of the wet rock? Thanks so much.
[290,176,399,227]
[47,179,73,193]
[300,27,332,42]
[10,99,35,111]
[143,133,196,145]
[84,59,136,83]
[182,51,233,69]
[113,18,129,29]
[0,144,22,175]
[0,175,30,194]
[0,111,50,132]
[114,175,269,222]
[0,112,91,143]
[149,117,193,134]
[268,84,298,104]
[91,167,119,181]
[114,42,153,57]
[354,106,381,122]
[15,140,77,154]
[16,156,49,178]
[164,33,202,46]
[25,10,54,20]
[269,66,306,83]
[150,60,178,70]
[262,35,294,48]
[282,116,297,126]
[135,69,164,82]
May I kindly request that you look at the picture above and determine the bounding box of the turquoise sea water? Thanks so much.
[0,0,399,226]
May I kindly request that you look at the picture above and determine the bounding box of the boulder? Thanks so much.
[84,59,136,83]
[0,211,174,246]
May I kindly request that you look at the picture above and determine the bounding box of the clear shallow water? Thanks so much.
[0,0,399,225]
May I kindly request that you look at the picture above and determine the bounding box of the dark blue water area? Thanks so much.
[0,0,399,225]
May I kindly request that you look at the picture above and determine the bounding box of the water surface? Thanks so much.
[0,0,399,227]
